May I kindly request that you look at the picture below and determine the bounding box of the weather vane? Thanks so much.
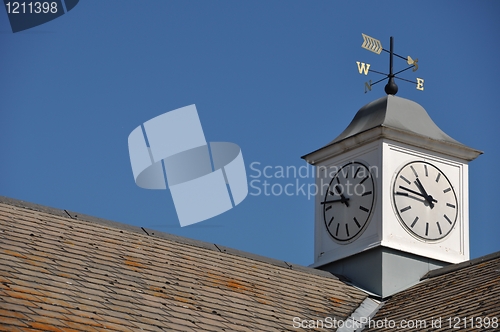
[357,33,424,95]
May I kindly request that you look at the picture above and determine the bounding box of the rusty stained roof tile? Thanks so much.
[0,198,368,331]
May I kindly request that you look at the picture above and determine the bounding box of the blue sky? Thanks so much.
[1,1,499,266]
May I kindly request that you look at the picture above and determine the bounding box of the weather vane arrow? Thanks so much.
[357,33,424,94]
[361,33,383,55]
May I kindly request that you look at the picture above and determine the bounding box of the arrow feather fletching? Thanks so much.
[361,33,383,55]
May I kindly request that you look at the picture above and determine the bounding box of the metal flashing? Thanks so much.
[336,297,383,332]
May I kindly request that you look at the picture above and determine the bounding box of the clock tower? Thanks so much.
[302,95,482,298]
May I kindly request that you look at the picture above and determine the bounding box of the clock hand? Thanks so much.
[414,178,435,209]
[399,186,438,202]
[321,198,351,205]
[415,178,433,203]
[395,186,437,203]
[334,184,350,207]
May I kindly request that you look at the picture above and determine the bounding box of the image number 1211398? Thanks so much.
[5,2,59,14]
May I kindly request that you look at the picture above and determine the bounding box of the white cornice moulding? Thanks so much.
[303,126,482,165]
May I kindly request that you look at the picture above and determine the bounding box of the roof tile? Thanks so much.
[54,320,100,331]
[23,322,64,332]
[96,321,138,332]
[0,326,23,332]
[0,301,36,315]
[28,308,69,321]
[0,308,32,320]
[23,315,69,328]
[0,316,30,328]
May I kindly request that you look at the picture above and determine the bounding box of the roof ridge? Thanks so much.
[420,250,500,280]
[0,195,339,282]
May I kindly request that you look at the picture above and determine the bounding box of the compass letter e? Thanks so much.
[356,61,371,75]
[416,78,424,91]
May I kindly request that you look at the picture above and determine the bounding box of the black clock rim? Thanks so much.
[323,161,375,243]
[392,160,459,242]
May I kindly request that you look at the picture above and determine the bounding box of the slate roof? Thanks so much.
[0,196,368,331]
[365,251,500,332]
[2,195,500,332]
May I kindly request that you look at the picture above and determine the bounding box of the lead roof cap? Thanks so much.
[303,95,482,163]
[332,95,458,145]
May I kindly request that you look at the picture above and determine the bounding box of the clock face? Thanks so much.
[392,161,458,241]
[322,161,375,243]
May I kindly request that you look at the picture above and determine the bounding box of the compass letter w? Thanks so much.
[356,61,371,75]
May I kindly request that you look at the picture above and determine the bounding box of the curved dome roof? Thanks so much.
[330,95,460,146]
[303,95,482,163]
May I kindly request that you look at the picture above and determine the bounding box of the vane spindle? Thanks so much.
[384,37,398,95]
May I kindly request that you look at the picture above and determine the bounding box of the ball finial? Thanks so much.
[385,77,398,95]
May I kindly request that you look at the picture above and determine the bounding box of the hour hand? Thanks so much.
[334,185,350,207]
[414,178,435,208]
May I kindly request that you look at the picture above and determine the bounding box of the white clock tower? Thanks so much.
[302,95,482,298]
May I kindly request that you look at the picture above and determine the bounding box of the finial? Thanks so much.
[385,77,398,95]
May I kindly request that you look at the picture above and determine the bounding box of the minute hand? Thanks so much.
[414,178,435,209]
[399,185,428,198]
[399,185,438,203]
[321,198,350,205]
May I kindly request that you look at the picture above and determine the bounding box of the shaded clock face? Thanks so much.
[322,162,375,243]
[392,161,458,241]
